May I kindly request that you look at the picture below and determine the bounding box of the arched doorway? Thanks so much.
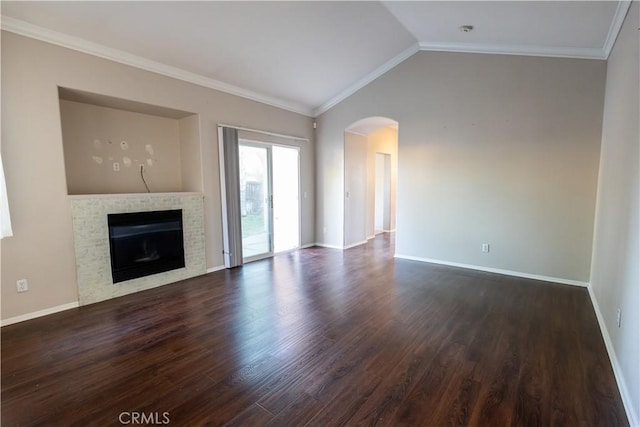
[343,117,398,248]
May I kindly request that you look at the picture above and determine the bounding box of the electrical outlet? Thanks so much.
[16,279,28,293]
[113,162,120,172]
[616,309,622,327]
[482,243,490,253]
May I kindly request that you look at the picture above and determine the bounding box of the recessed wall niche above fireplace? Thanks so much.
[58,87,202,196]
[70,193,206,305]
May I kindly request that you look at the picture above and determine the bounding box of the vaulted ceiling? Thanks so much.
[1,1,629,117]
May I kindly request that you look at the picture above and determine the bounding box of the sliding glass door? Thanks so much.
[239,142,300,262]
[273,146,300,253]
[239,144,272,260]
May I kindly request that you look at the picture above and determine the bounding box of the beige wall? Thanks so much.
[590,2,639,424]
[60,100,183,194]
[366,126,397,237]
[1,32,314,320]
[317,51,606,282]
[178,114,203,193]
[343,131,368,247]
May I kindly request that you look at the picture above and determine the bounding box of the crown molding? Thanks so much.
[603,0,632,59]
[314,43,420,117]
[418,41,606,60]
[4,1,629,120]
[314,30,616,117]
[0,16,314,117]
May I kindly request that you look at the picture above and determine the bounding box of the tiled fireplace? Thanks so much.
[70,192,206,305]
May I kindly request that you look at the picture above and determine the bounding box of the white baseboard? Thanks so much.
[315,241,368,250]
[367,235,376,240]
[314,242,344,250]
[393,254,589,287]
[344,240,368,249]
[206,265,226,274]
[300,243,316,249]
[587,285,638,427]
[1,301,80,327]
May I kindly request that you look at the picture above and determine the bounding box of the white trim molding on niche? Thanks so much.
[393,254,589,287]
[1,302,80,327]
[587,285,639,426]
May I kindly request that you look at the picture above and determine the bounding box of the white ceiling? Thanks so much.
[0,1,629,117]
[383,1,619,53]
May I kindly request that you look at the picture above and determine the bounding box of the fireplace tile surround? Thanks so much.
[70,193,206,305]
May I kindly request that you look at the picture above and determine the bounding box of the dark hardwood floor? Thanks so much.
[1,235,628,426]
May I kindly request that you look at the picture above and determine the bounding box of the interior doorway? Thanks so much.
[343,117,398,249]
[374,152,391,234]
[239,141,300,261]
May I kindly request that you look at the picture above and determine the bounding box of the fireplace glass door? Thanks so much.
[108,209,185,283]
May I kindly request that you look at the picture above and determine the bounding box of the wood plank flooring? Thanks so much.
[1,235,628,426]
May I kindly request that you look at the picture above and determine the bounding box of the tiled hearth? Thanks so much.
[70,192,206,305]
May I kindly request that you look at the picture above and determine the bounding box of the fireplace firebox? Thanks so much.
[108,209,185,283]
